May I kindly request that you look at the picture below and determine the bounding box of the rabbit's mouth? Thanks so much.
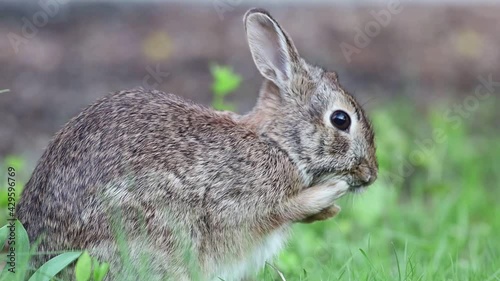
[309,165,376,195]
[347,184,368,193]
[345,173,376,192]
[312,173,372,195]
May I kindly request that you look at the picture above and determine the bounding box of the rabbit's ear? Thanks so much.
[244,9,301,88]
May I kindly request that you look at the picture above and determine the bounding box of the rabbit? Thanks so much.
[16,8,378,281]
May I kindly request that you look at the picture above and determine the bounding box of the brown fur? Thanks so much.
[16,8,377,281]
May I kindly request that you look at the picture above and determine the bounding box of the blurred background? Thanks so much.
[0,0,499,280]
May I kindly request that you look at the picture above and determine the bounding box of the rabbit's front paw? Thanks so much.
[283,181,349,223]
[299,204,341,223]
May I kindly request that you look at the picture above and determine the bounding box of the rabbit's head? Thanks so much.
[243,9,378,191]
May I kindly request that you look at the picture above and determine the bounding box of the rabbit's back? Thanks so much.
[17,88,301,279]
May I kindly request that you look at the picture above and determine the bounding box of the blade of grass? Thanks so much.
[74,251,92,281]
[392,242,402,281]
[28,251,82,281]
[266,262,287,281]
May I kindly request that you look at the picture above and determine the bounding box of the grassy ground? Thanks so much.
[265,100,500,281]
[1,96,498,280]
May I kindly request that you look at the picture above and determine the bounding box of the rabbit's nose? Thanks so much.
[354,160,378,187]
[361,172,376,186]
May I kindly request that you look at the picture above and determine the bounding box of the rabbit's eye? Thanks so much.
[330,110,351,131]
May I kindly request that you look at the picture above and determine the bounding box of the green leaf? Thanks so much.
[210,64,242,97]
[0,259,13,281]
[75,251,92,281]
[91,257,99,281]
[93,262,109,281]
[15,220,31,281]
[0,220,31,281]
[0,224,8,247]
[28,252,81,281]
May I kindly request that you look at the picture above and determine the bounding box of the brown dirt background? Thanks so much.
[0,2,498,168]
